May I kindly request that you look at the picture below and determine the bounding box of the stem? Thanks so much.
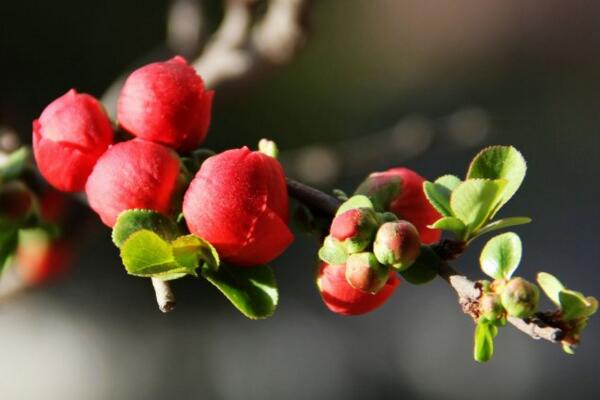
[286,179,566,345]
[151,278,176,313]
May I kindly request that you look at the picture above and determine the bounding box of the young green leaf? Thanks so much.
[480,232,522,280]
[429,217,466,238]
[202,263,278,319]
[536,272,565,306]
[336,195,374,216]
[112,209,179,247]
[466,146,526,214]
[423,181,453,217]
[399,246,439,285]
[0,147,30,183]
[559,290,598,321]
[120,230,198,279]
[318,236,348,265]
[474,321,498,363]
[474,217,532,239]
[172,234,219,271]
[450,179,508,236]
[435,174,462,191]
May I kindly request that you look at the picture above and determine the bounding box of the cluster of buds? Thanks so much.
[33,56,292,268]
[317,167,442,316]
[478,277,540,325]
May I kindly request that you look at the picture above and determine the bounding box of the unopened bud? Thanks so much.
[479,293,505,323]
[355,172,402,210]
[373,221,421,271]
[330,207,378,254]
[500,277,540,318]
[345,252,390,294]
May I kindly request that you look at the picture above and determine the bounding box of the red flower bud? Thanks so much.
[330,207,378,253]
[317,262,399,316]
[373,220,421,271]
[356,168,441,244]
[17,231,71,286]
[32,89,114,192]
[117,56,214,152]
[85,139,180,227]
[183,147,293,266]
[345,252,390,294]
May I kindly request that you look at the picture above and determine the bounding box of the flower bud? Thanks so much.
[356,168,441,244]
[183,147,293,266]
[317,262,399,316]
[500,277,540,318]
[117,56,213,152]
[85,139,180,227]
[33,89,114,192]
[345,252,390,293]
[373,221,421,271]
[330,207,378,253]
[17,229,71,286]
[479,293,505,323]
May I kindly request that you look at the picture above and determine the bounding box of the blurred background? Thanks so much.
[1,0,599,399]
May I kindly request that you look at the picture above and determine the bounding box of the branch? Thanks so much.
[151,278,176,313]
[285,179,566,345]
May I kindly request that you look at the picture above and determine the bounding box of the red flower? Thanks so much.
[17,232,71,286]
[183,147,293,266]
[33,89,114,192]
[85,139,180,227]
[317,262,399,316]
[356,168,441,244]
[117,56,214,152]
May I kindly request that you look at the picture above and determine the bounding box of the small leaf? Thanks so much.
[562,343,575,355]
[172,234,219,271]
[475,217,532,239]
[202,263,278,319]
[450,179,507,236]
[537,272,565,306]
[0,147,30,183]
[336,195,374,216]
[474,321,498,363]
[399,246,439,285]
[559,290,598,320]
[467,146,527,215]
[112,209,179,247]
[435,175,462,191]
[120,230,197,279]
[429,217,466,238]
[480,232,522,280]
[318,236,348,265]
[423,181,453,217]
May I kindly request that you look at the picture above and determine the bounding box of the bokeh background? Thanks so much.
[1,0,599,399]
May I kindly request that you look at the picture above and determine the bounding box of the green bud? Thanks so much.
[330,207,379,254]
[479,293,505,324]
[377,211,399,224]
[500,277,540,318]
[373,221,421,271]
[355,172,402,211]
[345,252,390,294]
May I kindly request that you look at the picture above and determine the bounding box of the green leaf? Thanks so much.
[559,290,598,320]
[112,209,179,248]
[120,230,198,279]
[536,272,565,306]
[474,321,498,363]
[450,179,508,236]
[479,232,522,280]
[466,146,527,215]
[202,263,278,319]
[0,225,19,274]
[562,343,575,355]
[429,217,466,238]
[318,236,348,265]
[435,175,462,191]
[474,217,532,239]
[399,246,439,285]
[0,147,30,183]
[335,195,374,216]
[423,181,453,217]
[172,234,219,271]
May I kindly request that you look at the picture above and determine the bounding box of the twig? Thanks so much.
[285,179,567,345]
[151,278,176,313]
